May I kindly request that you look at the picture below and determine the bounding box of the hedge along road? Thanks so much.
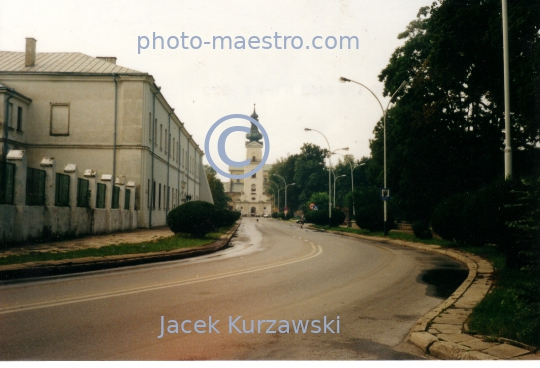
[0,218,467,360]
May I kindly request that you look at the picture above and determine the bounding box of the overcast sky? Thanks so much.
[0,0,431,180]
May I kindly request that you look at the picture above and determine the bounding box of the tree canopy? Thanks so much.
[372,0,539,220]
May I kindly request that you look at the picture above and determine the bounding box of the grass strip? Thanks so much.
[0,229,229,266]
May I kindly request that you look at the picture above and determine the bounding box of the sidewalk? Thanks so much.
[0,227,174,258]
[313,226,540,360]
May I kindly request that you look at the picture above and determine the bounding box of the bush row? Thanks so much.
[304,208,345,227]
[166,201,240,238]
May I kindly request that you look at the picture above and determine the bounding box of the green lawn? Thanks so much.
[0,230,229,266]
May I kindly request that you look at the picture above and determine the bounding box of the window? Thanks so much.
[124,189,131,210]
[96,183,106,208]
[158,183,162,209]
[149,113,152,142]
[160,124,163,150]
[77,178,90,207]
[16,107,23,132]
[252,155,256,162]
[168,133,171,157]
[252,173,256,178]
[152,181,156,209]
[154,119,157,146]
[112,186,120,209]
[165,129,168,153]
[172,138,175,160]
[148,179,151,208]
[251,184,256,193]
[55,173,70,207]
[50,103,70,136]
[7,103,13,128]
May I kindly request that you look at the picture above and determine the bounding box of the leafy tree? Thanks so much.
[204,165,231,210]
[372,0,539,221]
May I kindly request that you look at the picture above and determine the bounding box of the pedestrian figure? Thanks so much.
[300,215,305,228]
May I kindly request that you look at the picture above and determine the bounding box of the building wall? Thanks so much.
[1,74,209,228]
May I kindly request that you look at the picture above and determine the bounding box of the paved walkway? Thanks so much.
[0,227,174,258]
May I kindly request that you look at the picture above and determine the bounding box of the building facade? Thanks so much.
[225,107,272,216]
[0,38,213,232]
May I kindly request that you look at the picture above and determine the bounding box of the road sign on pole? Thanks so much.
[381,188,390,201]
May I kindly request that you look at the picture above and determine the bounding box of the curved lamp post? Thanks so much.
[336,153,365,218]
[333,174,346,208]
[273,174,294,213]
[304,127,349,227]
[304,128,332,226]
[269,180,281,211]
[339,77,406,235]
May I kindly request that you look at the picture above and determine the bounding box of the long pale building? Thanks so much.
[0,38,213,229]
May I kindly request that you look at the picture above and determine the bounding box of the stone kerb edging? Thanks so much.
[0,223,241,280]
[316,227,537,360]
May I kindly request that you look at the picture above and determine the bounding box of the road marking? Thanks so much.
[0,243,323,315]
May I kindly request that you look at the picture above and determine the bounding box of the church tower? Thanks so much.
[225,105,272,216]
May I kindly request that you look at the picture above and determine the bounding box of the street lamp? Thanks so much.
[333,174,346,209]
[273,174,294,214]
[267,187,276,211]
[304,128,334,227]
[340,76,407,235]
[501,0,512,179]
[269,180,281,211]
[285,182,296,214]
[335,153,365,218]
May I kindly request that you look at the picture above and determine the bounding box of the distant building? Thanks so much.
[224,106,272,216]
[0,38,213,230]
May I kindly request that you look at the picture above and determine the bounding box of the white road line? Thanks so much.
[0,243,323,315]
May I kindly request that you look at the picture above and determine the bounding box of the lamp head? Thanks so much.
[339,77,350,83]
[304,128,311,131]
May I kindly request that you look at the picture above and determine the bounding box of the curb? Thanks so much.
[312,226,539,360]
[0,223,241,281]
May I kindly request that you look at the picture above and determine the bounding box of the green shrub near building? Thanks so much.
[166,201,239,238]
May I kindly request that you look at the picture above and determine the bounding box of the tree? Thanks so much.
[204,165,231,210]
[372,0,539,221]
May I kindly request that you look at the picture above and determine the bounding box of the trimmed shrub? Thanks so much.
[166,200,229,238]
[412,221,432,239]
[304,208,345,227]
[431,192,468,241]
[214,208,241,228]
[271,212,279,219]
[432,181,509,245]
[354,187,395,232]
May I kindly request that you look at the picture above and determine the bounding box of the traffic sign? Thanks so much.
[381,188,390,201]
[309,203,315,210]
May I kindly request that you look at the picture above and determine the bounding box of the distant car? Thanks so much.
[263,214,269,218]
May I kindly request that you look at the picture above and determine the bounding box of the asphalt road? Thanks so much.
[0,218,467,360]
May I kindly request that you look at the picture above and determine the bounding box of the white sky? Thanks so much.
[0,0,431,180]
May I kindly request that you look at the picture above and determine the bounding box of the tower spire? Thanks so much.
[246,103,262,142]
[251,103,258,120]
